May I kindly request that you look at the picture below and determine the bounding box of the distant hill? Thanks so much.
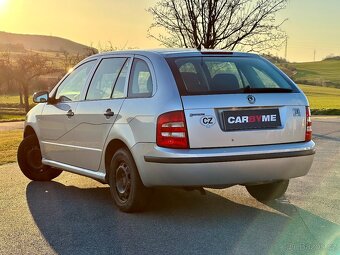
[324,56,340,61]
[0,31,97,55]
[263,54,340,89]
[286,59,340,88]
[262,54,288,64]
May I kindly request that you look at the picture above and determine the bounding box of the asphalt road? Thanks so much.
[0,121,24,131]
[0,118,339,255]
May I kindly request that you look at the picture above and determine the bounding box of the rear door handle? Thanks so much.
[66,109,74,117]
[104,109,114,118]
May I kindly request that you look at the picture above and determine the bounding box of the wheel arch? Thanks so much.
[104,139,130,182]
[24,125,37,138]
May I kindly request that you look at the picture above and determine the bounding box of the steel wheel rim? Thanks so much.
[26,145,44,172]
[115,162,131,203]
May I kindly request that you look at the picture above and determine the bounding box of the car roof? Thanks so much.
[88,48,259,59]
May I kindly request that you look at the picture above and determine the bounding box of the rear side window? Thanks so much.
[86,58,127,100]
[112,60,129,98]
[128,59,153,98]
[168,57,297,95]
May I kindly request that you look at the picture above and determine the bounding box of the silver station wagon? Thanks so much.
[18,49,315,212]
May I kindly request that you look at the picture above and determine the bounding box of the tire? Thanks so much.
[17,135,63,181]
[246,180,289,202]
[109,148,150,212]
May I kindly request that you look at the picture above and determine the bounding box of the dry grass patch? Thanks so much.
[0,130,22,165]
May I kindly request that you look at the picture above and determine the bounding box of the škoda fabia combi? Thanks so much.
[18,49,315,212]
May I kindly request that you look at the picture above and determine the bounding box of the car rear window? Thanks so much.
[167,56,298,95]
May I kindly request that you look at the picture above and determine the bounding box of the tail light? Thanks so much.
[305,106,312,141]
[156,111,189,149]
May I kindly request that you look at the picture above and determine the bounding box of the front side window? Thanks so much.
[128,59,153,98]
[168,57,297,95]
[55,60,95,102]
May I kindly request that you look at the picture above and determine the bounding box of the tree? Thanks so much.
[0,52,13,93]
[148,0,287,52]
[0,52,21,104]
[60,51,82,72]
[60,46,98,73]
[14,53,56,113]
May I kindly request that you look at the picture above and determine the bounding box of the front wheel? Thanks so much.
[17,135,63,181]
[246,180,289,202]
[109,148,150,212]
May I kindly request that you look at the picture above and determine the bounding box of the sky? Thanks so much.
[0,0,339,62]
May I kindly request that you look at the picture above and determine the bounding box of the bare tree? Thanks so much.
[60,45,98,73]
[148,0,287,52]
[60,51,85,72]
[0,52,22,104]
[85,43,99,56]
[14,53,56,113]
[96,41,137,52]
[0,52,13,93]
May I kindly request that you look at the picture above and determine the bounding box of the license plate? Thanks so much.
[223,109,281,131]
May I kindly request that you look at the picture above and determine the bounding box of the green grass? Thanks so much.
[289,60,340,88]
[299,85,340,114]
[0,95,31,121]
[0,94,32,106]
[0,130,22,165]
[0,114,25,122]
[0,94,21,105]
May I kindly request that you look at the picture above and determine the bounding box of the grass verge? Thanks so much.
[0,130,22,165]
[0,95,32,105]
[299,85,340,115]
[0,95,30,122]
[0,114,25,122]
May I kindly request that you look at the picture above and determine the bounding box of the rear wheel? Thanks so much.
[17,135,62,181]
[109,148,150,212]
[246,180,289,202]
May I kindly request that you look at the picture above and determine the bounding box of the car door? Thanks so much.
[71,57,131,170]
[38,60,97,166]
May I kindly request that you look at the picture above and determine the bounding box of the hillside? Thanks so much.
[279,59,340,89]
[0,31,97,55]
[293,60,340,88]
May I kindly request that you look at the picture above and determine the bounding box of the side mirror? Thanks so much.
[33,91,49,103]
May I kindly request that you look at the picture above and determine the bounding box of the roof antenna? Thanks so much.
[197,43,202,51]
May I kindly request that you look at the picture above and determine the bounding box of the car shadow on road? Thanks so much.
[313,133,340,142]
[26,181,339,255]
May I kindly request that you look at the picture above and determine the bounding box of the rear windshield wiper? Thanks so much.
[243,86,293,93]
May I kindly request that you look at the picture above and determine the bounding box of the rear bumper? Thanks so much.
[131,141,315,187]
[144,148,314,164]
